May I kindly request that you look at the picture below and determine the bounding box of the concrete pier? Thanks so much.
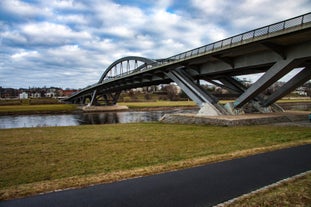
[81,105,128,112]
[160,111,310,127]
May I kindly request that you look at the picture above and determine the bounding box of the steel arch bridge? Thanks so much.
[65,13,311,115]
[98,56,158,83]
[69,56,161,106]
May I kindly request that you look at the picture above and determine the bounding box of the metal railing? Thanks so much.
[157,12,311,65]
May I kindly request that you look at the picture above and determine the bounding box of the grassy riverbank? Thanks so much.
[1,123,310,200]
[224,172,311,207]
[118,100,197,109]
[0,104,77,115]
[1,99,310,115]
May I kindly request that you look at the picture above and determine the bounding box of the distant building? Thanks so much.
[45,92,56,98]
[19,92,28,99]
[31,92,41,98]
[294,87,307,96]
[61,89,79,97]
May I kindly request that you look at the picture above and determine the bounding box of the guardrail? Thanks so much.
[158,12,311,64]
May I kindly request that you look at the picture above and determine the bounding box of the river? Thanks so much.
[0,109,197,129]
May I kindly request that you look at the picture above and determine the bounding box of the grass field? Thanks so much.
[1,123,310,200]
[118,100,197,108]
[0,99,310,114]
[120,99,311,109]
[224,172,311,207]
[0,104,77,115]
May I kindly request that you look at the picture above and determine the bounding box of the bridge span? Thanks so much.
[65,13,311,115]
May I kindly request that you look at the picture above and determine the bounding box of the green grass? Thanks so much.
[225,172,311,207]
[1,99,310,114]
[1,123,310,199]
[119,99,311,109]
[118,100,197,108]
[0,104,77,115]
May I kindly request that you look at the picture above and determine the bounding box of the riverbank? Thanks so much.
[0,100,309,116]
[1,123,310,200]
[0,104,78,116]
[0,101,198,116]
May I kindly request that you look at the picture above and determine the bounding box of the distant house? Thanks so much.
[19,92,28,99]
[294,87,307,96]
[62,90,79,97]
[31,92,41,98]
[45,92,56,98]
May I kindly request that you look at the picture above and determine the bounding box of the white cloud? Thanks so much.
[94,1,146,27]
[51,0,86,10]
[19,22,91,45]
[0,0,310,88]
[55,14,88,25]
[11,50,40,60]
[191,0,227,16]
[1,30,27,45]
[191,0,311,32]
[0,0,52,19]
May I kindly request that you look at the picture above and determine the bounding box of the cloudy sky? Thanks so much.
[1,0,310,89]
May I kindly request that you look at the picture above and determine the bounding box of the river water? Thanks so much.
[0,109,197,129]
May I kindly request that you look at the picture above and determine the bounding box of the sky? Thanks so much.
[1,0,310,89]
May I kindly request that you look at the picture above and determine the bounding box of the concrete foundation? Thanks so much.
[160,111,310,126]
[81,105,128,112]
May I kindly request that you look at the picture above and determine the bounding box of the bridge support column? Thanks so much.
[103,92,121,105]
[166,68,229,116]
[88,89,121,106]
[233,58,301,109]
[204,77,244,94]
[217,77,247,94]
[263,66,311,106]
[89,90,98,106]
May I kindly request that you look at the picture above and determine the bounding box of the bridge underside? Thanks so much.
[66,14,311,116]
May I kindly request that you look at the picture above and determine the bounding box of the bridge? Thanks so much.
[65,13,311,115]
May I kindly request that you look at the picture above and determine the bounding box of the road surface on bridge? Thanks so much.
[1,144,311,207]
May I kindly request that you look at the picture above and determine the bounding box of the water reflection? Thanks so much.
[0,109,196,129]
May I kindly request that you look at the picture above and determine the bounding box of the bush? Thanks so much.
[0,99,21,106]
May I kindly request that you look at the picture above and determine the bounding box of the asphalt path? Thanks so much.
[1,144,311,207]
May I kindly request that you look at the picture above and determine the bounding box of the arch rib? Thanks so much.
[98,56,157,83]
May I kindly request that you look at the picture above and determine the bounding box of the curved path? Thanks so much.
[1,144,311,207]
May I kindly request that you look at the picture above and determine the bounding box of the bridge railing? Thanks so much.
[157,13,311,65]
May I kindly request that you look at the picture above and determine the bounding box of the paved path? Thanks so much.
[1,144,311,207]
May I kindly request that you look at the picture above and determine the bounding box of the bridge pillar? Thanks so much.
[218,77,247,94]
[233,41,311,110]
[88,89,121,106]
[89,90,98,106]
[166,67,229,116]
[263,66,311,106]
[234,58,299,109]
[204,77,244,94]
[103,92,121,105]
